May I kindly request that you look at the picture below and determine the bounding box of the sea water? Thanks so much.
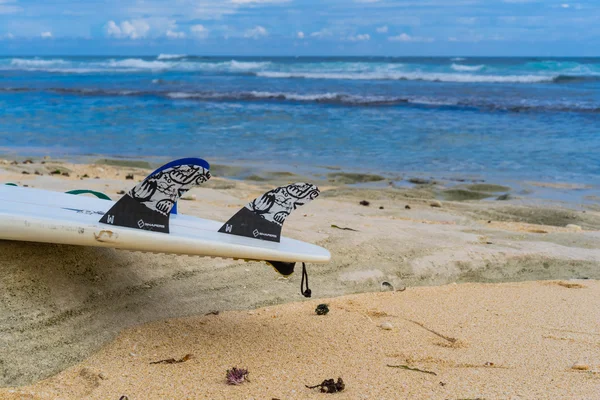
[0,56,598,184]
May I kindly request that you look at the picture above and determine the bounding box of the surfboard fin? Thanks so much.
[218,182,320,242]
[99,158,210,233]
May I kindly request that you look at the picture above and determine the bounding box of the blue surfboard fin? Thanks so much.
[218,182,320,243]
[99,158,210,233]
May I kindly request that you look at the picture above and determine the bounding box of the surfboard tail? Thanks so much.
[218,182,320,243]
[99,158,211,233]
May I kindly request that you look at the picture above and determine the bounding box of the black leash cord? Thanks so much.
[301,262,311,298]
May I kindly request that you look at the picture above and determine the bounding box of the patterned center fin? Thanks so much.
[218,182,320,242]
[99,158,210,233]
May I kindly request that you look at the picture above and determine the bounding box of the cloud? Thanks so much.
[1,32,14,39]
[40,31,52,38]
[0,0,20,14]
[244,25,268,39]
[376,25,388,33]
[105,19,150,39]
[190,24,209,38]
[166,30,186,39]
[297,31,304,39]
[310,29,331,38]
[348,33,370,41]
[388,33,433,42]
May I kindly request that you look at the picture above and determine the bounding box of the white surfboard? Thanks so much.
[0,158,331,270]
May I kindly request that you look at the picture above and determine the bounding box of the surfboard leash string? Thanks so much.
[301,262,311,298]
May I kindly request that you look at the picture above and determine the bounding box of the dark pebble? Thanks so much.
[21,171,29,175]
[405,205,411,210]
[359,200,370,206]
[126,174,134,180]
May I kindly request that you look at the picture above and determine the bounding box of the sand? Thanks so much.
[1,158,599,398]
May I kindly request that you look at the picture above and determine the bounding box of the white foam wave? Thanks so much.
[451,63,484,72]
[166,90,400,104]
[227,60,271,70]
[451,57,466,61]
[157,54,187,60]
[105,58,172,70]
[10,58,68,67]
[256,71,555,83]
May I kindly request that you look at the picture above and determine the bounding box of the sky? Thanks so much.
[0,0,598,56]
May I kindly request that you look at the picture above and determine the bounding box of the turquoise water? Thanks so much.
[0,56,599,184]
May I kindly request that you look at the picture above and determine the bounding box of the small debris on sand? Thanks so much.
[379,321,393,330]
[150,354,193,365]
[226,367,249,385]
[315,304,330,315]
[359,200,370,206]
[306,377,345,393]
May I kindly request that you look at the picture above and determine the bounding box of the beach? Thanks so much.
[1,158,599,399]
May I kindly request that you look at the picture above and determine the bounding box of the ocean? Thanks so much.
[0,55,599,185]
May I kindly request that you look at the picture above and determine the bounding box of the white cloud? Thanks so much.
[561,3,570,8]
[2,32,14,39]
[310,29,331,38]
[105,19,150,39]
[0,0,20,14]
[297,31,304,39]
[376,25,388,33]
[190,24,209,38]
[388,33,433,42]
[348,33,370,41]
[166,30,186,39]
[40,31,52,38]
[244,25,268,39]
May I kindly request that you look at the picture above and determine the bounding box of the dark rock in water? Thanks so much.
[405,205,411,210]
[408,178,431,185]
[359,200,370,206]
[496,193,511,201]
[441,189,493,201]
[125,174,134,180]
[327,172,385,184]
[467,184,511,193]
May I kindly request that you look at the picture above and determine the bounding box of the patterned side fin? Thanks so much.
[218,182,320,242]
[99,158,210,233]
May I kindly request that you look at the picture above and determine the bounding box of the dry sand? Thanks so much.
[1,158,599,398]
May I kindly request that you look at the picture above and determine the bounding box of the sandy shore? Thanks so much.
[1,158,599,398]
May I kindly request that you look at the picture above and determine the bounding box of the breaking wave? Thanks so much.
[254,71,560,83]
[450,63,485,72]
[157,54,187,60]
[2,86,598,113]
